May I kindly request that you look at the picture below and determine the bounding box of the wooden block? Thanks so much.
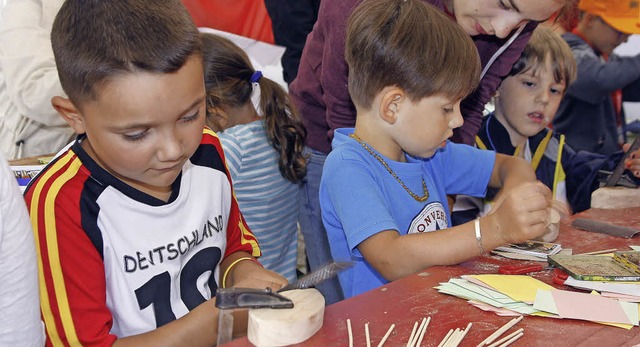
[247,289,325,346]
[538,208,561,242]
[591,187,640,209]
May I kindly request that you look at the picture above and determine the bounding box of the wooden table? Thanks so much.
[224,207,640,347]
[8,153,55,166]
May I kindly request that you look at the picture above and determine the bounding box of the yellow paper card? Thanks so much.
[467,275,554,304]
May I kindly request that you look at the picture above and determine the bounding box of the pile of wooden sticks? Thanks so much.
[345,315,525,347]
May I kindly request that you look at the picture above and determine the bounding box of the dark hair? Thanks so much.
[201,33,307,183]
[508,26,576,86]
[345,0,481,109]
[51,0,200,106]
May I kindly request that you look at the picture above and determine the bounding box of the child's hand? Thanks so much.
[231,265,288,292]
[623,142,640,178]
[488,181,553,244]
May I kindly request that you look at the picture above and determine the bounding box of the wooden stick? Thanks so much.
[347,319,353,347]
[487,328,524,347]
[376,324,395,347]
[443,329,460,347]
[437,329,454,347]
[577,248,617,255]
[443,328,461,347]
[415,317,431,347]
[449,324,472,347]
[450,322,473,347]
[498,331,524,347]
[365,322,371,347]
[476,316,523,347]
[408,318,427,347]
[407,321,419,347]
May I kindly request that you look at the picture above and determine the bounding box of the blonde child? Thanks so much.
[201,32,307,283]
[25,1,286,345]
[462,27,640,221]
[320,0,556,299]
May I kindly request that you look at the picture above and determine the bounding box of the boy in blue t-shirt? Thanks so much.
[320,0,559,299]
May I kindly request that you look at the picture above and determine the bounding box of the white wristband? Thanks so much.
[474,218,485,254]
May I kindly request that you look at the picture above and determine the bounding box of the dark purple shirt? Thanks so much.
[290,0,537,153]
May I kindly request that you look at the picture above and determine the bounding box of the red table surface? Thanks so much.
[224,207,640,347]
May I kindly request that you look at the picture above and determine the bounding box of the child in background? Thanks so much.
[0,151,43,346]
[554,0,640,155]
[320,0,557,299]
[25,0,287,345]
[454,26,640,228]
[201,32,307,283]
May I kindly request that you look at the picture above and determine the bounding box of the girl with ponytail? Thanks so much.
[201,32,307,282]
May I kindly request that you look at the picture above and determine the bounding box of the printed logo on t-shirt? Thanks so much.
[407,202,447,234]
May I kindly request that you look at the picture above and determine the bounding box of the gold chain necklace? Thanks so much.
[349,133,429,202]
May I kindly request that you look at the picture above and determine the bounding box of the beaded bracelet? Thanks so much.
[222,256,261,288]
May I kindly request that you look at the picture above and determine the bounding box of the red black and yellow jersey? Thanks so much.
[25,129,259,345]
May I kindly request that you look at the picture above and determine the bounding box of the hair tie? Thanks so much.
[250,71,263,83]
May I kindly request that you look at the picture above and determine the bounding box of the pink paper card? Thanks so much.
[551,290,632,324]
[468,300,522,316]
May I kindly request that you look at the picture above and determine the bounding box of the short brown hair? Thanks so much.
[508,26,577,86]
[345,0,481,110]
[51,0,200,106]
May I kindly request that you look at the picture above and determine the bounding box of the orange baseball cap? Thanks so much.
[579,0,640,34]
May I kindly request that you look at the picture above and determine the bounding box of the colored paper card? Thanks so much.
[491,250,547,262]
[601,292,640,302]
[533,289,559,314]
[597,321,634,330]
[464,276,505,291]
[551,289,633,325]
[564,276,640,296]
[436,282,508,308]
[466,275,555,304]
[436,280,540,314]
[529,311,557,318]
[449,278,515,304]
[620,300,639,326]
[591,291,638,330]
[468,300,522,316]
[534,290,634,328]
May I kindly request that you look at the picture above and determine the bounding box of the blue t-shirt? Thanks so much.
[320,128,495,298]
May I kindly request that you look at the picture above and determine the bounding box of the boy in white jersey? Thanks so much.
[24,0,287,345]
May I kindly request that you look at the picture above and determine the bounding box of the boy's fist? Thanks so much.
[488,181,553,244]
